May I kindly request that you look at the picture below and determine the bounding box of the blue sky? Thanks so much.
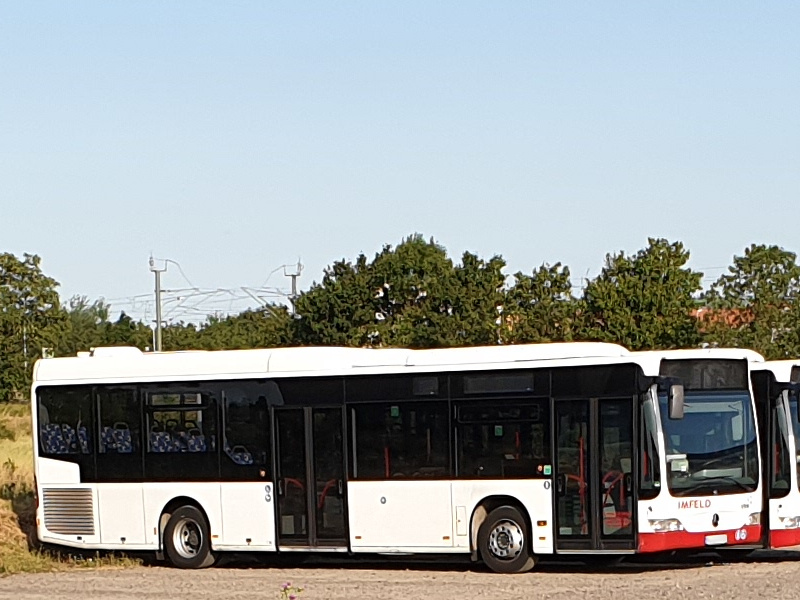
[2,2,799,324]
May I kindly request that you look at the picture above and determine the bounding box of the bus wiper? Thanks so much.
[689,475,752,492]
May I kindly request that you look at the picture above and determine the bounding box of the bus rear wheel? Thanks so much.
[163,505,215,569]
[479,506,535,573]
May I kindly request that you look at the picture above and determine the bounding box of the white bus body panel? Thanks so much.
[141,484,222,549]
[638,490,761,549]
[451,480,553,555]
[37,480,278,552]
[348,481,454,550]
[37,457,81,484]
[347,480,552,555]
[639,491,759,532]
[98,484,147,545]
[218,483,276,550]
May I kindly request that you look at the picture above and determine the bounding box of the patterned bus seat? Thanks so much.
[150,431,173,453]
[112,423,133,453]
[77,426,91,454]
[170,432,187,453]
[225,444,254,465]
[101,426,116,452]
[60,424,79,453]
[41,423,68,454]
[187,430,207,452]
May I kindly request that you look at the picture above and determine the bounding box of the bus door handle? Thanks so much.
[278,478,284,496]
[338,479,343,496]
[556,474,567,496]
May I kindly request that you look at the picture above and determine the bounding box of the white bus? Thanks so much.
[751,360,800,548]
[31,343,761,572]
[630,348,764,553]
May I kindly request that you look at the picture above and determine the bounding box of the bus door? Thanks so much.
[274,407,347,548]
[554,397,635,551]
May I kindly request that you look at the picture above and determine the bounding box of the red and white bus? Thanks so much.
[32,343,762,572]
[630,349,764,553]
[751,360,800,548]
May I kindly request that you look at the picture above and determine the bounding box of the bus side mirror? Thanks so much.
[669,384,685,420]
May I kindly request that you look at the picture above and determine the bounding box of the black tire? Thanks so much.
[478,505,535,574]
[163,505,215,569]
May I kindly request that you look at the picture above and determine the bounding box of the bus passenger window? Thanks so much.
[37,386,93,457]
[352,402,449,480]
[221,384,270,479]
[455,400,550,479]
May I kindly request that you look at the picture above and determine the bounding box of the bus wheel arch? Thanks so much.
[159,497,216,569]
[471,497,535,573]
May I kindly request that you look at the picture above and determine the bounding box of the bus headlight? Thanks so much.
[747,512,761,526]
[648,518,684,532]
[779,516,800,529]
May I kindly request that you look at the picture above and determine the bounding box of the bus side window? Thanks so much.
[221,384,270,479]
[37,386,93,457]
[352,401,449,480]
[455,400,550,479]
[96,386,142,482]
[639,394,660,499]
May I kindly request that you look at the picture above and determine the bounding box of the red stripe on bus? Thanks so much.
[638,525,762,553]
[769,527,800,549]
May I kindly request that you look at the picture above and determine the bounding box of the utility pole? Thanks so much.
[149,256,167,351]
[284,260,303,314]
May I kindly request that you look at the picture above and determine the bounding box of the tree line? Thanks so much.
[2,235,799,402]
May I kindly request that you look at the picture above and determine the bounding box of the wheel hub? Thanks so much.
[174,519,202,558]
[488,519,523,559]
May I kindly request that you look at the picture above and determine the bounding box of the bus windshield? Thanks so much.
[789,390,800,492]
[659,390,759,496]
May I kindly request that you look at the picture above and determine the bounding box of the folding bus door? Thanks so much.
[554,397,635,552]
[274,407,347,549]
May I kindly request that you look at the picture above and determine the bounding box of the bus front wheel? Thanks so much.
[163,505,215,569]
[478,505,535,573]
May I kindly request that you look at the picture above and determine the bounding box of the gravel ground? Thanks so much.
[3,551,800,600]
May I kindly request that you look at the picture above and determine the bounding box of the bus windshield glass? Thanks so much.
[659,390,758,496]
[789,390,800,492]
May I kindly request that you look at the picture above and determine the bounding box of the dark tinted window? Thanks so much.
[552,365,638,397]
[639,395,661,500]
[771,398,792,495]
[452,370,549,399]
[37,386,95,480]
[221,382,271,479]
[660,359,748,390]
[352,401,449,479]
[346,375,444,402]
[463,373,535,395]
[143,385,219,481]
[456,400,550,478]
[96,387,142,481]
[278,377,343,406]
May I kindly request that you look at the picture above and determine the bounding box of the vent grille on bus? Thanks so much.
[42,488,95,536]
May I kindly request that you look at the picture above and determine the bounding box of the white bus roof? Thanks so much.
[32,342,636,385]
[752,359,800,383]
[629,348,765,375]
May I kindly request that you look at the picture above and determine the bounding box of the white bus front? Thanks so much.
[638,357,762,552]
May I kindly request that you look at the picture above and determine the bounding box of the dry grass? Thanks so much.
[0,403,140,575]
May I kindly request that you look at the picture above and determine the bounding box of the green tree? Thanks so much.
[100,311,153,349]
[162,321,202,351]
[196,305,294,349]
[54,295,112,356]
[701,244,800,358]
[580,238,703,350]
[503,263,578,344]
[0,253,64,402]
[293,251,377,346]
[294,234,506,348]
